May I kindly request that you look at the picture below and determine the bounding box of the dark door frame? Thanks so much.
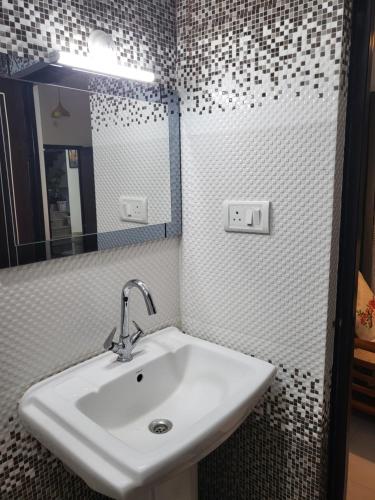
[328,0,375,498]
[360,92,375,283]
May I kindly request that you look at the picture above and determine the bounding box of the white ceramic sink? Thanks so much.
[19,327,276,499]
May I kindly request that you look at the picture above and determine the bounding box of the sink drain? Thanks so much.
[149,419,173,434]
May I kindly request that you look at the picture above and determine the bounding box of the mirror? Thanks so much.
[0,55,181,267]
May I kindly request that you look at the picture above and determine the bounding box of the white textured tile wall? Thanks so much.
[0,238,180,428]
[177,0,348,408]
[179,95,340,385]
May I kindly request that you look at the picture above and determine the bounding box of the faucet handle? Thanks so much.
[103,327,118,351]
[130,321,145,345]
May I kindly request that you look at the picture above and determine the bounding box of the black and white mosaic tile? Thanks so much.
[0,0,176,83]
[87,76,178,110]
[88,76,164,102]
[0,414,107,499]
[199,366,326,500]
[177,0,349,112]
[89,85,169,130]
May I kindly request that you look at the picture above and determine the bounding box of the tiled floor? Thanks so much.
[346,411,375,499]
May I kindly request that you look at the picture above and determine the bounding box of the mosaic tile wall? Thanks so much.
[199,365,326,500]
[0,1,179,498]
[177,0,351,498]
[177,0,348,112]
[0,0,353,499]
[0,0,176,83]
[90,90,169,129]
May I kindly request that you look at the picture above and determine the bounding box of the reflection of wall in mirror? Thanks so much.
[36,85,92,147]
[34,85,91,241]
[90,93,171,232]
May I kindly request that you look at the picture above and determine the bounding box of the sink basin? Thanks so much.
[19,327,276,499]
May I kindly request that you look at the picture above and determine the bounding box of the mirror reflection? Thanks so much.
[0,76,172,258]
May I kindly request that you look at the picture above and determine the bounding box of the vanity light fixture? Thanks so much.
[49,30,155,83]
[51,51,155,83]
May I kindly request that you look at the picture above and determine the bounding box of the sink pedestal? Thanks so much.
[127,466,197,500]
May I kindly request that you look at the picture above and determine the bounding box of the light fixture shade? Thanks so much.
[51,103,70,118]
[51,88,71,118]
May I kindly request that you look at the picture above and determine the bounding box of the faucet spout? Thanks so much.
[119,280,157,358]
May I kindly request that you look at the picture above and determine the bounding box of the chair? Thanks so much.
[353,272,375,414]
[352,337,375,415]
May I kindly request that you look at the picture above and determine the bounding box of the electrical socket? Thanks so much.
[223,200,270,234]
[229,205,246,226]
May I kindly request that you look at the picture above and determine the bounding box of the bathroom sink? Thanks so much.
[19,327,276,499]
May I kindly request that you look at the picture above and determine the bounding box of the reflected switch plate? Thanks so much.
[119,196,148,224]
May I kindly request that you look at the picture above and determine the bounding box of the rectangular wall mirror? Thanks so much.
[0,54,181,268]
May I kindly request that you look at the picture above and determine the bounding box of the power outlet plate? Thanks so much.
[223,200,270,234]
[119,196,148,224]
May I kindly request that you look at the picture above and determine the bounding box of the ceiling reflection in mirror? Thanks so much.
[0,59,179,265]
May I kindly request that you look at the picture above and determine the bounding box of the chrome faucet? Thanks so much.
[104,279,157,362]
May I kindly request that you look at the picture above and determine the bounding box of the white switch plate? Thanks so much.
[119,196,148,224]
[223,200,270,234]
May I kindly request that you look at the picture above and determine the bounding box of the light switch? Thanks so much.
[253,209,261,226]
[246,209,253,226]
[119,196,148,224]
[223,200,270,234]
